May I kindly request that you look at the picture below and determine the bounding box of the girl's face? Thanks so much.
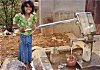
[24,4,32,14]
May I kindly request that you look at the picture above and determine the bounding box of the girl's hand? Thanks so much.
[32,27,39,30]
[20,28,25,32]
[32,27,36,30]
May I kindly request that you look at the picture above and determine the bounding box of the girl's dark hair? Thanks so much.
[21,1,34,14]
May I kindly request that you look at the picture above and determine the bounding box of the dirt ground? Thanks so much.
[0,29,100,69]
[0,30,70,67]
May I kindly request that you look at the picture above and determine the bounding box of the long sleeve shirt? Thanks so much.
[13,12,37,36]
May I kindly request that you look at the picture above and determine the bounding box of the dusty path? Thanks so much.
[0,31,69,67]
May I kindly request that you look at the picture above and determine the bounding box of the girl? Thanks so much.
[13,0,37,66]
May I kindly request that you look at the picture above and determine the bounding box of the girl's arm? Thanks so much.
[13,14,20,29]
[13,13,25,32]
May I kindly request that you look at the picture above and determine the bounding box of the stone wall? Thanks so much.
[39,0,86,37]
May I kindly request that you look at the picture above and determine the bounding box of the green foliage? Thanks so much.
[0,0,21,31]
[0,0,8,2]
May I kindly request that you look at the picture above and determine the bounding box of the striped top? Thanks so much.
[13,12,37,36]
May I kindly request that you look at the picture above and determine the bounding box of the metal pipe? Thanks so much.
[36,18,77,28]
